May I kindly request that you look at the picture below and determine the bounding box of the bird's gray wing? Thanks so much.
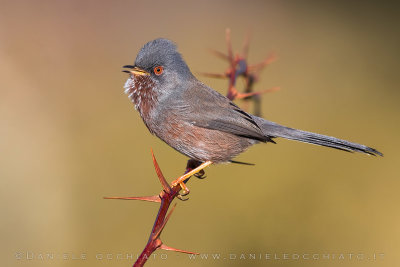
[175,82,270,142]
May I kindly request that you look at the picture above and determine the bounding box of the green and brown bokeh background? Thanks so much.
[1,1,399,266]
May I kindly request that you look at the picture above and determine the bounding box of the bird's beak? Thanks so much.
[122,65,150,76]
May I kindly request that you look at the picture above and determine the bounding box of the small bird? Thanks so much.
[123,38,382,191]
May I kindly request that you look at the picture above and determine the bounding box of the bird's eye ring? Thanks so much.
[153,66,164,75]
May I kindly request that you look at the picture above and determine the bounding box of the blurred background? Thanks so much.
[1,0,399,266]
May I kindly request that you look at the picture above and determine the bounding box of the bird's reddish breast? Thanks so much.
[124,75,158,122]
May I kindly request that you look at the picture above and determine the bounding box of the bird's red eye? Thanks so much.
[153,66,163,75]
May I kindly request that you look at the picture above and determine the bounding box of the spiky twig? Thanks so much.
[105,150,199,267]
[202,28,279,116]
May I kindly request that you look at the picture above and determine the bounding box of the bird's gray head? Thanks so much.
[123,39,194,115]
[133,38,194,84]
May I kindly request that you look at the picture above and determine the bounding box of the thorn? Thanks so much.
[227,65,239,97]
[235,86,280,99]
[208,48,230,61]
[151,149,171,193]
[199,72,227,79]
[241,31,251,59]
[225,28,233,63]
[104,195,161,203]
[159,244,199,255]
[248,52,277,72]
[153,203,177,239]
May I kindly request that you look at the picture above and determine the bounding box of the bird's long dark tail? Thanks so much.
[252,116,383,156]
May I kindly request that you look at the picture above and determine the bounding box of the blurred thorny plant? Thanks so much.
[105,29,279,267]
[202,28,279,115]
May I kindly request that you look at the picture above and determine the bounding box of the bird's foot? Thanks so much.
[171,161,213,194]
[186,159,207,179]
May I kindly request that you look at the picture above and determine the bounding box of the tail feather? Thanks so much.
[252,116,383,156]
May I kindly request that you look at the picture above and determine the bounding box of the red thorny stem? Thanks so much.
[105,150,200,267]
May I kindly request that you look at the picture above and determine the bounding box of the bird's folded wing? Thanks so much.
[178,83,269,142]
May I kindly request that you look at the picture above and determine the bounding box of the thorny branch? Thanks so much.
[105,151,200,266]
[203,28,279,116]
[106,29,278,267]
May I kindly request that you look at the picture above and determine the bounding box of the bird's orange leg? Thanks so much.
[171,161,213,194]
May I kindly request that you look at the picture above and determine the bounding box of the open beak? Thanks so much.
[122,65,150,76]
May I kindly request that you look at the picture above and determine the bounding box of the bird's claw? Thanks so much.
[177,194,189,201]
[194,169,206,179]
[172,182,190,200]
[171,161,213,200]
